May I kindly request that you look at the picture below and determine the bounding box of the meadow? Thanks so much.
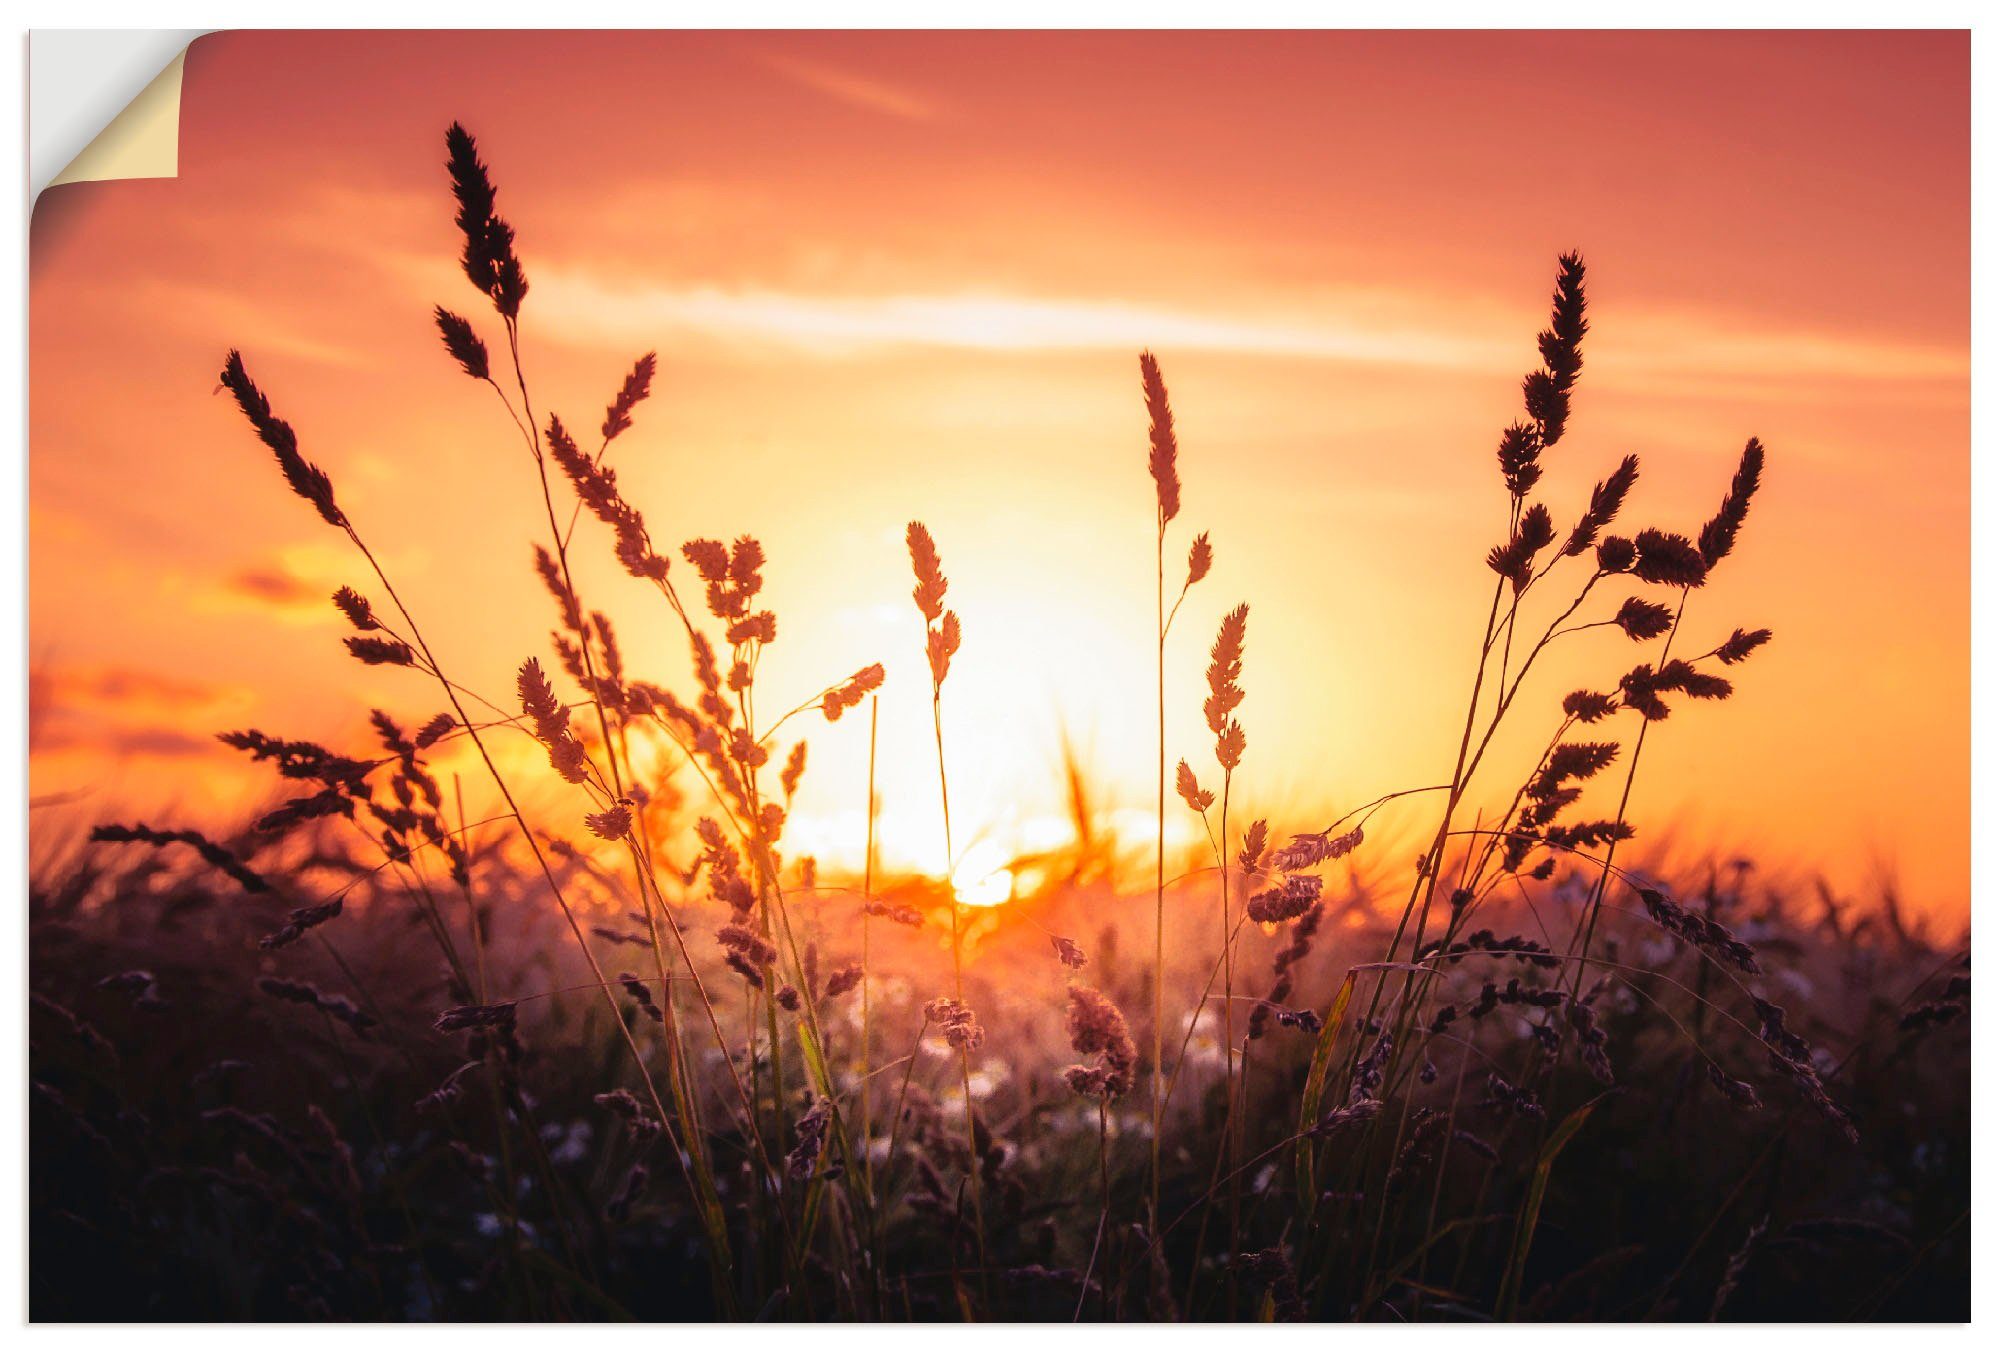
[28,123,1970,1322]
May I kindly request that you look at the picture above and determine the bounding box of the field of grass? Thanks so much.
[27,122,1970,1322]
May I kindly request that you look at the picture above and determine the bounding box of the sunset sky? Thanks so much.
[29,30,1969,919]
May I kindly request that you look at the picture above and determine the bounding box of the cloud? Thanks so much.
[29,663,245,763]
[755,50,938,121]
[225,566,321,608]
[1600,311,1968,388]
[137,277,379,370]
[526,270,1503,368]
[103,727,218,758]
[518,266,1967,396]
[33,720,218,760]
[40,665,237,714]
[181,543,356,626]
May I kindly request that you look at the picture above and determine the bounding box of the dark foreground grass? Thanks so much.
[30,833,1968,1321]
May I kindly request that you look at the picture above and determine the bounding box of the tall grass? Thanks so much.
[32,124,1968,1322]
[1141,351,1209,1228]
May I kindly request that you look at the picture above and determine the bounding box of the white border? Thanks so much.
[3,6,1985,1340]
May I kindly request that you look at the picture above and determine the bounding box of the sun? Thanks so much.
[951,839,1015,908]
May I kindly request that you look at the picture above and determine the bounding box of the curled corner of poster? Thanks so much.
[33,30,208,197]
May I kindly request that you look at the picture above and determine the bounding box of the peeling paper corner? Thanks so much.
[33,31,206,196]
[50,51,188,189]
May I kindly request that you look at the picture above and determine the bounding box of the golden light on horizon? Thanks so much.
[951,839,1017,908]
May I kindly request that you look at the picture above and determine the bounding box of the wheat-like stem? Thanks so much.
[1217,768,1239,1317]
[860,695,881,1304]
[932,679,990,1293]
[1152,511,1168,1229]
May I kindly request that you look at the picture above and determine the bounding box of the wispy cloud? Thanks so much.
[526,269,1502,368]
[225,565,321,609]
[1601,312,1969,387]
[34,724,219,760]
[178,543,357,626]
[29,663,246,763]
[520,265,1968,393]
[754,50,939,121]
[138,278,379,370]
[37,665,241,716]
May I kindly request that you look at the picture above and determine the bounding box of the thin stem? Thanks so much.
[861,696,879,1196]
[930,676,989,1296]
[1076,1097,1113,1321]
[1153,513,1168,1227]
[1218,770,1237,1317]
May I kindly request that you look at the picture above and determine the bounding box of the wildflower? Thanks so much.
[1062,986,1137,1098]
[1715,628,1773,664]
[444,122,528,317]
[332,586,378,631]
[1176,759,1214,812]
[1614,595,1676,640]
[601,352,656,444]
[1141,351,1180,524]
[1205,605,1249,770]
[864,899,923,927]
[585,803,632,839]
[1497,422,1542,498]
[1699,438,1766,569]
[1238,820,1269,874]
[517,657,590,783]
[431,306,489,380]
[1310,1098,1381,1137]
[258,977,374,1035]
[906,521,949,623]
[346,636,415,667]
[594,1088,661,1140]
[1597,534,1637,574]
[1246,873,1322,924]
[780,742,807,800]
[1270,826,1363,872]
[433,1001,518,1033]
[1562,689,1619,723]
[1186,531,1212,585]
[823,964,864,1000]
[617,973,663,1024]
[1523,251,1587,449]
[788,1097,834,1180]
[1563,454,1640,556]
[821,663,885,721]
[1632,528,1707,588]
[717,923,776,969]
[218,351,345,527]
[925,997,983,1051]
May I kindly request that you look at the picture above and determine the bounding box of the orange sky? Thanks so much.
[29,30,1969,919]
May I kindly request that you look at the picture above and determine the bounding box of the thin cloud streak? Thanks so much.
[754,50,939,121]
[529,270,1507,367]
[523,267,1968,390]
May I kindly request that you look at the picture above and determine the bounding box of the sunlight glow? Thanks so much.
[951,839,1015,908]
